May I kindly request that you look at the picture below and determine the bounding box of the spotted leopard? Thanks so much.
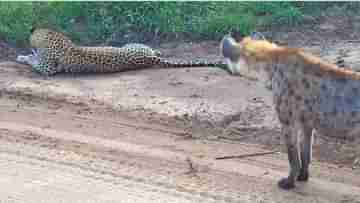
[16,28,226,76]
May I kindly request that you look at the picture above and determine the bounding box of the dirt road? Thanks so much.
[1,38,360,202]
[0,94,359,203]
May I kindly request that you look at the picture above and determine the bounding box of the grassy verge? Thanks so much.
[0,2,356,45]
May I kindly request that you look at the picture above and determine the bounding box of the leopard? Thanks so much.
[220,34,360,190]
[16,28,226,76]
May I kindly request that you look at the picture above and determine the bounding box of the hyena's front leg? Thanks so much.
[298,126,313,182]
[278,124,302,190]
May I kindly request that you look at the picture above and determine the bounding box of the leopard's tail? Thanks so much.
[158,58,227,69]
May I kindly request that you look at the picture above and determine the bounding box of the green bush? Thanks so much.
[0,2,35,43]
[0,2,348,44]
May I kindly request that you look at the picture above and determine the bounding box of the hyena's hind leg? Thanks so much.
[298,126,314,181]
[278,124,302,190]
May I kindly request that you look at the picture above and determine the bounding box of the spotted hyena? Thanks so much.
[221,34,360,190]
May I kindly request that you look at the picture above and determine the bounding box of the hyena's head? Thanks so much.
[220,32,280,84]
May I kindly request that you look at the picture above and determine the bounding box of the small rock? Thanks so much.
[319,22,337,31]
[189,94,201,98]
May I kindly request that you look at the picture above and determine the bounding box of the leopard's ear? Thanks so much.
[30,22,59,34]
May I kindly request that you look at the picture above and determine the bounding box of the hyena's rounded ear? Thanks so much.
[250,31,266,40]
[30,25,36,34]
[227,30,245,42]
[222,30,233,39]
[227,29,233,36]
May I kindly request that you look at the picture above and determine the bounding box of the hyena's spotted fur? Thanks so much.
[221,35,360,189]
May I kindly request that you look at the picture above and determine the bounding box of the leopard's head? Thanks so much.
[30,28,74,51]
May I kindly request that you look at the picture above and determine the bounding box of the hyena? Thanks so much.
[221,34,360,189]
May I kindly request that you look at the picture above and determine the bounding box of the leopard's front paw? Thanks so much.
[16,53,40,67]
[16,55,31,65]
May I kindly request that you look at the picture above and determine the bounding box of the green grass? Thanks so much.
[0,2,352,45]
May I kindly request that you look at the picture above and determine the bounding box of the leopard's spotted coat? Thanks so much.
[17,28,225,76]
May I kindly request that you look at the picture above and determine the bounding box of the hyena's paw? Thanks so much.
[278,177,295,190]
[297,169,309,182]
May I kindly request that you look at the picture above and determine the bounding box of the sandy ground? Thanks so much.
[0,95,360,202]
[0,39,360,202]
